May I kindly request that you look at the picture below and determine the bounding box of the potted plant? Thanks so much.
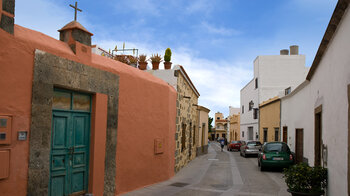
[164,48,172,69]
[138,54,147,70]
[128,56,138,68]
[283,163,327,196]
[114,55,129,64]
[150,53,162,70]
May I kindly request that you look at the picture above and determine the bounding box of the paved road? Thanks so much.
[123,142,289,196]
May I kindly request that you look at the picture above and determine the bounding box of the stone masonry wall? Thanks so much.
[174,72,198,173]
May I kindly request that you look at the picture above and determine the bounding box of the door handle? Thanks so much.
[68,147,75,155]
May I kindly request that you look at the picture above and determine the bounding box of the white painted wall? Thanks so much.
[240,49,308,141]
[146,69,177,90]
[280,7,350,195]
[240,79,259,141]
[281,81,312,160]
[255,55,308,104]
[229,106,240,116]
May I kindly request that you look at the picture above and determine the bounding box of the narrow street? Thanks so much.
[123,143,289,196]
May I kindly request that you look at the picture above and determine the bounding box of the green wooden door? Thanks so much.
[50,90,91,196]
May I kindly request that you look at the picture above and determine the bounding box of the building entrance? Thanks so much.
[50,89,91,196]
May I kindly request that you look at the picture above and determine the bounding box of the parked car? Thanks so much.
[228,141,243,151]
[258,142,294,171]
[240,141,262,157]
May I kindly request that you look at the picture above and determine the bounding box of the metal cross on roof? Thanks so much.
[69,2,82,21]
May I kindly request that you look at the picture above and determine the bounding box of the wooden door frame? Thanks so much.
[201,123,205,152]
[283,126,288,143]
[314,105,322,166]
[295,128,304,163]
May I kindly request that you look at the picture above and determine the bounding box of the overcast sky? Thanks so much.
[15,0,337,118]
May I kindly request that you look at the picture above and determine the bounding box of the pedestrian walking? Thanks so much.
[219,138,225,152]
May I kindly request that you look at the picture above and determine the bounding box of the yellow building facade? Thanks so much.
[214,112,228,139]
[259,97,281,143]
[229,114,240,141]
[196,106,210,156]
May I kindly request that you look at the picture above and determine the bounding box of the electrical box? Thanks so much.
[0,150,10,179]
[0,116,12,145]
[154,138,164,155]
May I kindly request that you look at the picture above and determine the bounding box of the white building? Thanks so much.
[229,106,240,116]
[240,46,309,141]
[91,45,114,58]
[281,1,350,195]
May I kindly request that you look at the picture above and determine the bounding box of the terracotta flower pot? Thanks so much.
[152,62,160,70]
[138,62,147,70]
[164,61,172,69]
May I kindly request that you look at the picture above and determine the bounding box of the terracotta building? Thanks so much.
[0,1,177,195]
[196,105,210,156]
[259,97,281,143]
[146,65,200,172]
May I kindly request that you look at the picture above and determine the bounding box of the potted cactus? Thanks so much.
[138,54,147,70]
[150,53,162,70]
[164,48,172,69]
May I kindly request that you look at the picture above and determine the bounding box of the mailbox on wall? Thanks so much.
[154,138,164,155]
[0,116,12,145]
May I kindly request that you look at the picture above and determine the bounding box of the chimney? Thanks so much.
[290,45,299,55]
[280,49,289,55]
[0,0,15,34]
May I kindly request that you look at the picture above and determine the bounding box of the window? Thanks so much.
[217,117,220,120]
[249,101,254,111]
[285,87,291,95]
[263,128,268,142]
[275,128,279,141]
[181,123,186,152]
[253,108,258,119]
[242,106,244,114]
[247,141,262,146]
[255,78,258,89]
[193,125,196,144]
[242,131,244,137]
[263,143,290,153]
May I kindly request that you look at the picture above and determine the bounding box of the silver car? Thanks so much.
[240,141,262,157]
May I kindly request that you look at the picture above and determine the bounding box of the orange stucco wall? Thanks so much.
[89,93,108,195]
[0,24,176,196]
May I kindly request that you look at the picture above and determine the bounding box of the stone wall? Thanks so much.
[0,0,15,34]
[174,72,198,173]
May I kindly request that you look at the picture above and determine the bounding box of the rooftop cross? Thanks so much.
[69,2,82,21]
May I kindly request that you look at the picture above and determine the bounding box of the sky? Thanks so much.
[15,0,337,118]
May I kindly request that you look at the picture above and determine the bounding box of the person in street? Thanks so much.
[219,138,225,152]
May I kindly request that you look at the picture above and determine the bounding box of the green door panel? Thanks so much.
[51,175,65,196]
[50,111,90,195]
[70,113,90,194]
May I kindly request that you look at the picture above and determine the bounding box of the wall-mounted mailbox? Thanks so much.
[0,150,10,179]
[18,131,28,141]
[0,116,12,145]
[154,138,164,155]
